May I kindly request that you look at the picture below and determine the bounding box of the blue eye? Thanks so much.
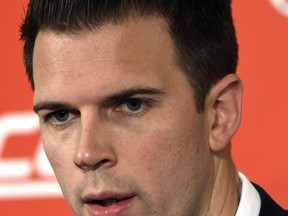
[115,98,149,115]
[43,110,79,126]
[126,99,143,111]
[54,110,69,122]
[114,98,152,116]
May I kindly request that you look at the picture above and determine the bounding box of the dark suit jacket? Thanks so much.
[252,183,288,216]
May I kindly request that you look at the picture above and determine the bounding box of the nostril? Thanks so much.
[73,141,118,170]
[92,158,115,169]
[100,159,110,164]
[74,156,117,171]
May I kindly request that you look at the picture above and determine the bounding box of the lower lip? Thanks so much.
[85,196,135,216]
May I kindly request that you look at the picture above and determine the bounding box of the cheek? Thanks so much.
[123,113,213,213]
[126,112,209,184]
[42,128,71,166]
[41,127,79,195]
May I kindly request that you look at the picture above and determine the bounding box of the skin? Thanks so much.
[33,16,242,216]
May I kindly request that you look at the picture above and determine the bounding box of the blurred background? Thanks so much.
[0,0,287,215]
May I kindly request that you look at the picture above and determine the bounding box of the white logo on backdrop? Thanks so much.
[269,0,288,17]
[0,112,62,199]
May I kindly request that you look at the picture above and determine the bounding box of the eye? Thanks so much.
[44,110,79,126]
[125,99,144,111]
[54,110,70,122]
[115,98,149,115]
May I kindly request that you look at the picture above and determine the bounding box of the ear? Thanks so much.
[206,74,243,152]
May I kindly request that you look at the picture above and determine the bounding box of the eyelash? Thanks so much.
[114,98,153,117]
[41,98,154,128]
[43,110,79,128]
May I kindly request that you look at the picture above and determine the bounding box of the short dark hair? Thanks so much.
[20,0,238,112]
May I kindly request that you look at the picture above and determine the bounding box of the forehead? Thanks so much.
[33,16,173,73]
[32,16,189,104]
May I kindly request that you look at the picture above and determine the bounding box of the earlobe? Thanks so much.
[206,74,243,152]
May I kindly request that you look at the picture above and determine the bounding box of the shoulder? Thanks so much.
[252,183,288,216]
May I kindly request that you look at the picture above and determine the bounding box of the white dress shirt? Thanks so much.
[235,172,261,216]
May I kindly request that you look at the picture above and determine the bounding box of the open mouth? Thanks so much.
[90,198,121,207]
[87,196,135,207]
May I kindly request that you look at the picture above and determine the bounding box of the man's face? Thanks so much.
[33,17,215,216]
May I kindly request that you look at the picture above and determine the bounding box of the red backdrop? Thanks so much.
[0,0,287,214]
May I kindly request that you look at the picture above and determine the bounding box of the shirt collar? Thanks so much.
[235,172,261,216]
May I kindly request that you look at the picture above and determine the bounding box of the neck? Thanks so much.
[206,149,241,216]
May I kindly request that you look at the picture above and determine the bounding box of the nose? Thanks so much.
[73,114,117,171]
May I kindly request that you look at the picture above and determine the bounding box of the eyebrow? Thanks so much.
[101,87,165,106]
[33,87,165,113]
[33,102,75,113]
